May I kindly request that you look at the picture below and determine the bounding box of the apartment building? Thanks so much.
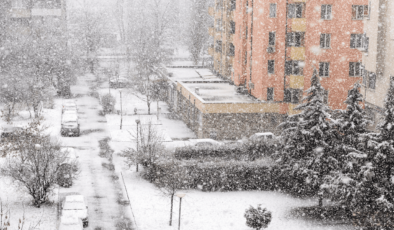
[208,0,236,80]
[362,0,394,129]
[233,0,368,115]
[9,0,67,36]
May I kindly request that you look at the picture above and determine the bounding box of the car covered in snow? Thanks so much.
[62,100,78,114]
[58,148,79,187]
[59,215,83,230]
[109,76,130,88]
[0,125,24,139]
[61,195,89,228]
[61,114,80,137]
[188,139,223,147]
[249,132,276,142]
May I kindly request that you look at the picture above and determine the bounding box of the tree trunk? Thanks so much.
[147,101,151,115]
[169,194,174,226]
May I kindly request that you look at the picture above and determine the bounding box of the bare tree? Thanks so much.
[0,120,70,208]
[156,159,186,226]
[0,199,43,230]
[121,121,165,173]
[188,0,211,65]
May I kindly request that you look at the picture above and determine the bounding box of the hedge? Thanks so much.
[174,141,279,161]
[142,157,319,196]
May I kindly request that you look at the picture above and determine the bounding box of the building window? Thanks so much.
[230,21,235,34]
[284,88,302,104]
[268,60,275,74]
[269,32,276,46]
[267,88,274,101]
[320,34,331,48]
[230,0,236,11]
[350,34,364,49]
[352,5,369,20]
[321,5,332,20]
[286,32,305,47]
[288,3,305,18]
[228,43,235,56]
[319,62,330,77]
[285,61,304,76]
[349,62,362,77]
[215,40,222,53]
[269,3,277,18]
[369,72,376,89]
[323,90,329,104]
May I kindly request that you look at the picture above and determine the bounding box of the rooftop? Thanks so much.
[166,68,221,84]
[180,81,259,103]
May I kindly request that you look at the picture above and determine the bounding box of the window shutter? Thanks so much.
[327,5,332,19]
[364,36,369,52]
[349,62,355,76]
[288,4,295,18]
[319,62,324,76]
[320,34,325,48]
[326,34,331,47]
[350,34,356,48]
[285,61,292,75]
[321,5,325,19]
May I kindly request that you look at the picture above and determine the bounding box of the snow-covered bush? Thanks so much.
[101,93,116,114]
[244,205,272,230]
[145,159,273,191]
[174,140,279,161]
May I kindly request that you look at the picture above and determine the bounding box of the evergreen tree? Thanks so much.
[322,83,371,209]
[351,84,394,229]
[279,69,337,204]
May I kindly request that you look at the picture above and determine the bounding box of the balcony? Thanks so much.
[292,18,307,32]
[10,8,31,18]
[290,47,306,61]
[289,75,304,89]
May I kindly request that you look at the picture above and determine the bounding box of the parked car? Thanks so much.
[61,114,80,137]
[188,139,223,147]
[62,195,89,228]
[59,215,83,230]
[109,77,129,88]
[63,110,78,116]
[0,126,23,139]
[58,148,79,187]
[249,132,275,142]
[62,100,78,114]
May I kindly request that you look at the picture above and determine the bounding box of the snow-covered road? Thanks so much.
[58,74,134,230]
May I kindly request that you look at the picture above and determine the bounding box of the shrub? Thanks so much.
[244,205,272,230]
[174,140,280,161]
[101,93,116,114]
[144,158,274,192]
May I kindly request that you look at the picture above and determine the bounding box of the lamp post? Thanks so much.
[176,193,186,230]
[120,89,123,130]
[135,119,140,172]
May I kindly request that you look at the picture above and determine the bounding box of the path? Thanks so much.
[58,74,135,230]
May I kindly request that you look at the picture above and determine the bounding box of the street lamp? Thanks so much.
[176,193,186,230]
[119,89,123,130]
[135,119,140,172]
[35,144,41,151]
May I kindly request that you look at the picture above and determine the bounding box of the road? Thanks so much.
[58,74,135,230]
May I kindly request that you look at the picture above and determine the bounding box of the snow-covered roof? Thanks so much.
[179,81,258,103]
[166,68,221,84]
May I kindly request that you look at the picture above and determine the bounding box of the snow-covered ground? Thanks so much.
[0,69,357,230]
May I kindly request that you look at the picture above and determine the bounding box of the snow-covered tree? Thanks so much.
[279,69,337,205]
[322,83,372,207]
